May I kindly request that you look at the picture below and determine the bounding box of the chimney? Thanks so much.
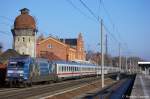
[20,8,29,14]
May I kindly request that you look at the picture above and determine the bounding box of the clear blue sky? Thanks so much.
[0,0,150,60]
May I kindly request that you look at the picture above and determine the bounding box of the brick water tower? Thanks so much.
[11,8,37,57]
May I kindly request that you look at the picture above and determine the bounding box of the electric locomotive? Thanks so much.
[6,55,55,87]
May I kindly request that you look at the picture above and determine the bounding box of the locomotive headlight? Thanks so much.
[20,73,23,76]
[7,73,11,77]
[24,76,28,80]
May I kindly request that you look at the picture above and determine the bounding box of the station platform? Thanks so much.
[131,74,150,99]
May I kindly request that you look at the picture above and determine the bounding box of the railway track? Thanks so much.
[0,74,117,99]
[0,77,98,99]
[0,88,19,93]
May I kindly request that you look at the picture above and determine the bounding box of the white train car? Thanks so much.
[52,61,97,79]
[95,66,120,75]
[51,61,120,80]
[96,66,108,75]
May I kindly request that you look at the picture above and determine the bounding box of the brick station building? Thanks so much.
[36,33,86,61]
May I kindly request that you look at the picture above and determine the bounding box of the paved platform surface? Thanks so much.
[131,74,150,99]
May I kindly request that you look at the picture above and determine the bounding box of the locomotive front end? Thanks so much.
[6,56,31,87]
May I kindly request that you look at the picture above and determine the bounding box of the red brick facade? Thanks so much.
[36,33,86,61]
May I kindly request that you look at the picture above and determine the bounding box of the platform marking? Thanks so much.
[139,75,149,99]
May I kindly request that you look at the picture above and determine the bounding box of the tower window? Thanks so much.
[29,38,30,42]
[48,44,52,48]
[18,38,19,41]
[23,37,25,42]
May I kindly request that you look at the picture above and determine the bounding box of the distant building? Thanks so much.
[138,62,150,75]
[0,49,20,64]
[11,8,37,57]
[36,33,86,61]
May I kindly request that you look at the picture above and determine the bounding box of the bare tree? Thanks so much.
[0,42,3,54]
[86,50,101,64]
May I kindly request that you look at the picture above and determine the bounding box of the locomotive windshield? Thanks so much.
[8,61,25,68]
[17,62,25,68]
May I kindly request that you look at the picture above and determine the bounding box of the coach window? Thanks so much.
[69,67,71,71]
[23,37,25,42]
[62,66,64,72]
[67,66,69,71]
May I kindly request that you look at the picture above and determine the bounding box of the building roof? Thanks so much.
[0,49,20,63]
[60,38,77,46]
[14,8,36,29]
[138,61,150,68]
[138,61,150,64]
[37,36,67,47]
